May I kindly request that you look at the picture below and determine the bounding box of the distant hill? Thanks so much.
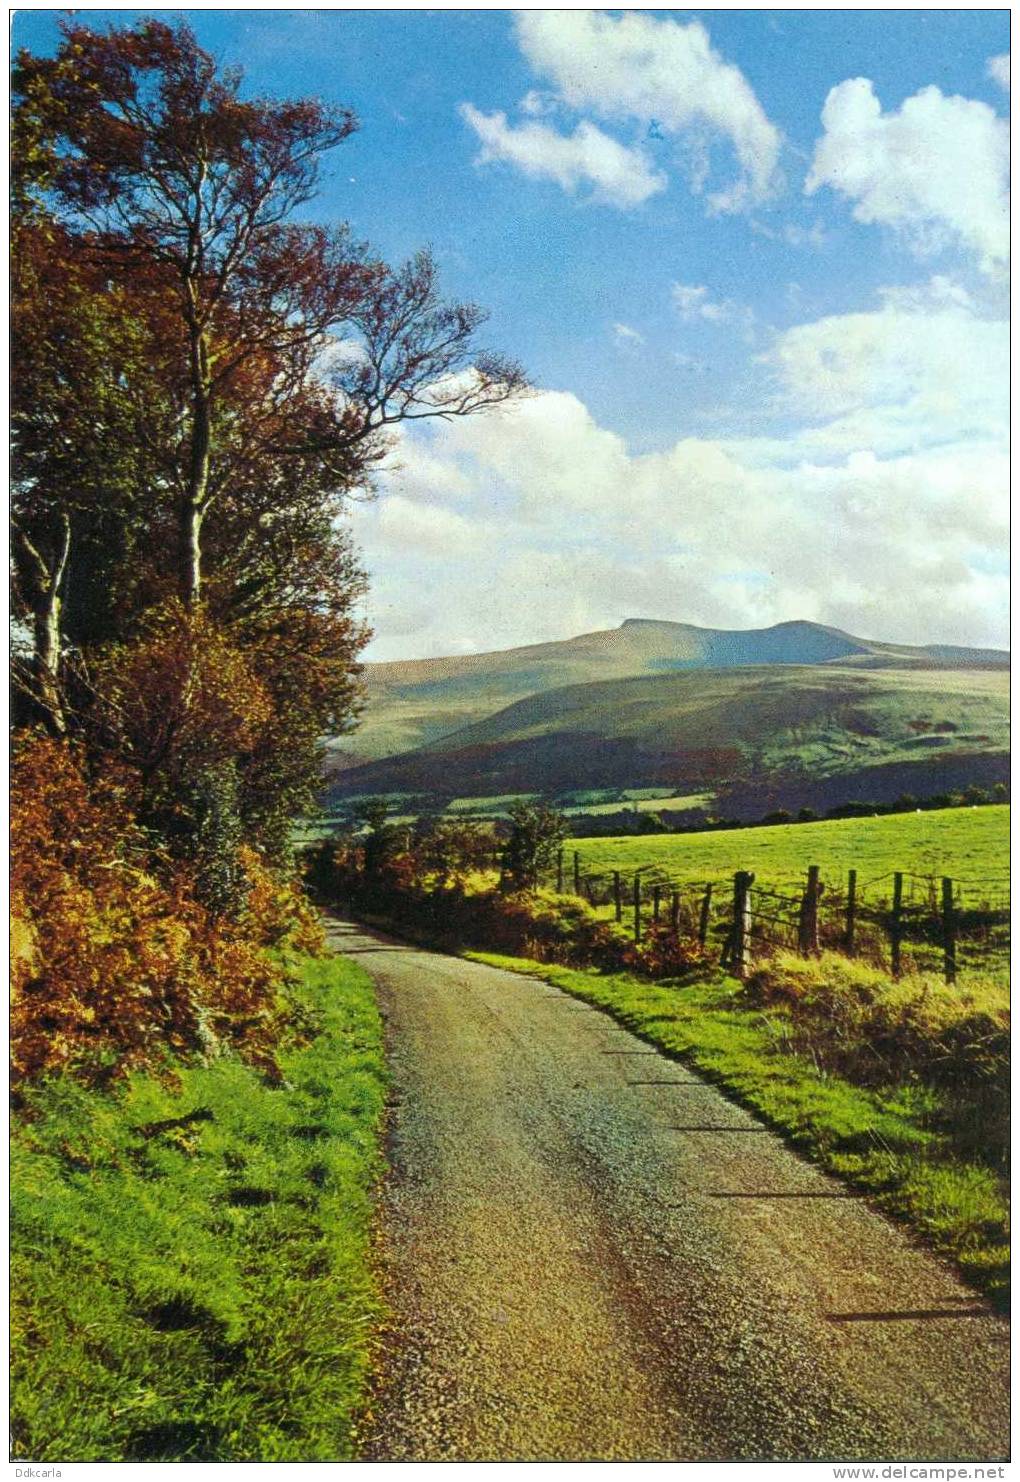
[327,618,1009,771]
[328,663,1008,815]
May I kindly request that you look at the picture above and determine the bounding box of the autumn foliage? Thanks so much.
[10,17,525,1092]
[11,733,322,1091]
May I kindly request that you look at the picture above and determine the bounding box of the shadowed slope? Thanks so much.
[328,662,1009,813]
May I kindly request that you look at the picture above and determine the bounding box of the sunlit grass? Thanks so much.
[571,805,1009,894]
[10,953,387,1463]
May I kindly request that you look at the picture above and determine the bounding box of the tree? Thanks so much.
[12,16,528,878]
[10,219,174,732]
[499,801,568,892]
[13,19,526,612]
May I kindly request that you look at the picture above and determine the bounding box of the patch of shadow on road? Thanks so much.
[662,1125,771,1133]
[706,1191,855,1200]
[827,1307,991,1323]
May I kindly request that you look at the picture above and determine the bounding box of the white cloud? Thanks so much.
[355,278,1007,658]
[514,10,782,212]
[806,78,1009,273]
[672,283,729,322]
[783,222,826,249]
[988,53,1010,91]
[671,282,755,345]
[357,292,1007,659]
[763,285,1007,455]
[612,322,645,347]
[459,103,666,208]
[371,495,481,557]
[519,88,556,117]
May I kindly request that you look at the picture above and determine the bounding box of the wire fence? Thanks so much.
[543,851,1009,983]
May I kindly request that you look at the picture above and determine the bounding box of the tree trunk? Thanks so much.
[183,318,212,607]
[18,512,71,736]
[181,496,205,609]
[33,588,66,736]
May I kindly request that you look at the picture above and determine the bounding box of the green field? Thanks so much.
[572,805,1010,905]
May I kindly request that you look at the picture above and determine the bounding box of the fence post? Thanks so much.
[613,870,622,923]
[573,851,581,895]
[556,847,564,893]
[670,890,680,937]
[890,872,904,977]
[798,865,821,956]
[698,883,713,946]
[633,875,642,943]
[844,868,857,955]
[652,885,661,924]
[942,876,957,985]
[730,870,754,978]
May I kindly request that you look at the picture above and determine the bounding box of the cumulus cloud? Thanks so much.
[371,494,482,557]
[762,283,1007,455]
[355,282,1008,660]
[988,53,1010,91]
[459,103,666,207]
[806,78,1009,273]
[612,322,645,347]
[514,10,782,211]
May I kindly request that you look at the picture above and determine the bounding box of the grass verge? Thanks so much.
[10,951,388,1463]
[465,948,1009,1311]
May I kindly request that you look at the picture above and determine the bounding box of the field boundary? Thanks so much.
[548,849,1008,984]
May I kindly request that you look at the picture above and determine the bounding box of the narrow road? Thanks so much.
[327,917,1009,1464]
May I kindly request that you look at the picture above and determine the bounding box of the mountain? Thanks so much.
[326,653,1009,816]
[326,618,1009,778]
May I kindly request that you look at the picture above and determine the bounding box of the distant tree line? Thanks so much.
[561,783,1009,838]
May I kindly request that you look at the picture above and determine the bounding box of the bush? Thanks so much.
[11,732,320,1089]
[742,950,1009,1168]
[625,920,710,978]
[499,800,567,891]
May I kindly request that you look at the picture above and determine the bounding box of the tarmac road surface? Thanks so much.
[326,916,1010,1464]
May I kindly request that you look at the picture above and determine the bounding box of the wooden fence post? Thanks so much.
[633,875,642,943]
[844,868,857,955]
[556,847,564,893]
[890,872,904,977]
[670,890,680,937]
[942,876,957,985]
[698,883,713,946]
[798,865,821,956]
[652,885,661,924]
[730,870,754,978]
[613,870,622,923]
[573,851,581,895]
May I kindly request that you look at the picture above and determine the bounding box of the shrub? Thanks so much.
[499,800,567,891]
[625,920,710,978]
[742,950,1009,1167]
[11,732,319,1089]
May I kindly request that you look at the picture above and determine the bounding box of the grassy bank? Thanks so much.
[466,947,1009,1310]
[11,951,387,1463]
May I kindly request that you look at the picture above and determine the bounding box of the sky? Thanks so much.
[12,7,1011,659]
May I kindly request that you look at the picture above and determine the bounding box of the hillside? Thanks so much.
[328,618,1008,771]
[328,649,1009,816]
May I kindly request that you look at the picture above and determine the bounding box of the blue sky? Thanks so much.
[13,8,1010,658]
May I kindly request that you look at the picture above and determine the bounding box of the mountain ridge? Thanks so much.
[329,617,1008,775]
